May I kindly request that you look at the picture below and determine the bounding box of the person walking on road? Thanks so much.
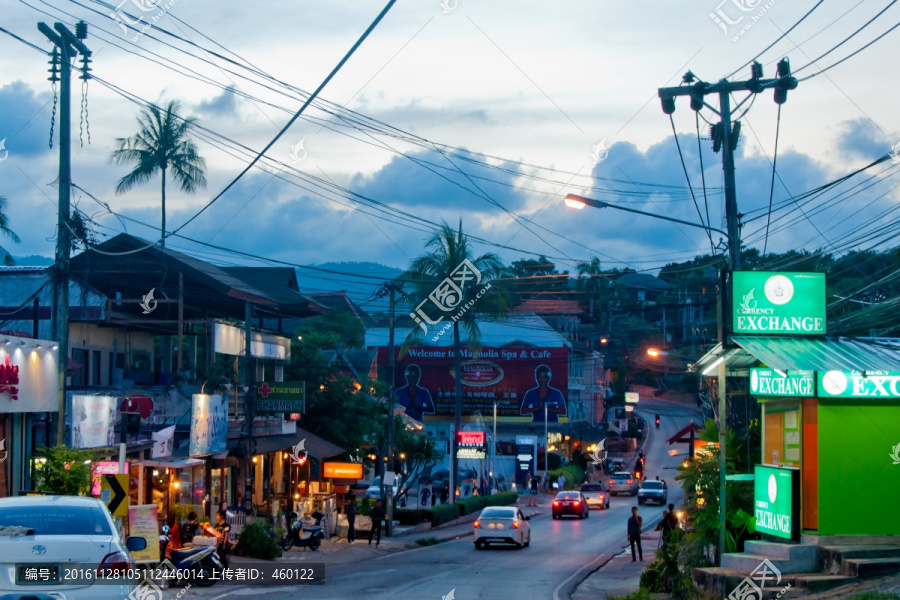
[369,500,386,546]
[345,497,358,543]
[529,476,539,507]
[557,474,565,492]
[627,506,643,562]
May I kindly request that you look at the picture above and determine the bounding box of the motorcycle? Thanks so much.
[280,511,324,551]
[655,415,660,429]
[165,544,223,587]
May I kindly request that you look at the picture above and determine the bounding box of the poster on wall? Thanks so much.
[189,394,227,457]
[71,395,116,449]
[127,504,161,563]
[151,425,175,458]
[376,346,569,423]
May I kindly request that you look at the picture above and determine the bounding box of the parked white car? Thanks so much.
[365,476,400,499]
[0,495,147,600]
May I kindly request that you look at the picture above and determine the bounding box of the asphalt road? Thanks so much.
[169,399,700,600]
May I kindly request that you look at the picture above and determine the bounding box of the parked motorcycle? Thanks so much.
[280,511,324,551]
[165,544,223,587]
[655,414,660,428]
[159,525,170,562]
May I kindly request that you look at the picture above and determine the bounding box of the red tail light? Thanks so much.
[553,500,560,506]
[474,521,480,529]
[513,522,520,529]
[609,480,615,485]
[627,480,634,485]
[97,551,133,577]
[573,501,581,506]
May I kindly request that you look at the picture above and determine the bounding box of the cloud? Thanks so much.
[196,85,240,117]
[0,81,54,159]
[837,118,892,160]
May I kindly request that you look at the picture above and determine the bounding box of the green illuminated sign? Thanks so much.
[255,381,306,413]
[818,370,900,399]
[750,368,815,397]
[754,465,799,541]
[732,272,826,335]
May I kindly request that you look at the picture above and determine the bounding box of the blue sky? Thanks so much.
[0,0,898,281]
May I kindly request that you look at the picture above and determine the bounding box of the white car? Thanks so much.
[580,483,611,510]
[474,506,530,549]
[365,476,400,499]
[0,495,148,600]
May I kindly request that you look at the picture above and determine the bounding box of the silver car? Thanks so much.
[608,471,639,496]
[0,495,147,600]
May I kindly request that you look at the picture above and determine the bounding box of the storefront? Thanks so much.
[695,278,900,538]
[0,336,59,497]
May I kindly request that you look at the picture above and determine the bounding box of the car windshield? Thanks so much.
[581,484,603,491]
[0,505,112,536]
[642,482,664,490]
[613,473,631,479]
[556,492,580,500]
[480,508,515,519]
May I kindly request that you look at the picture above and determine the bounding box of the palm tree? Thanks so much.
[403,220,507,501]
[110,100,207,247]
[576,256,604,325]
[0,197,20,265]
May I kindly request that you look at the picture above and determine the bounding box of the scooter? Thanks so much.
[280,511,324,551]
[165,544,223,587]
[655,415,660,429]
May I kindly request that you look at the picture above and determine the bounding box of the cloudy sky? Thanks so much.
[1,0,898,295]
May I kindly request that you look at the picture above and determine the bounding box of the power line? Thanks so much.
[762,104,783,256]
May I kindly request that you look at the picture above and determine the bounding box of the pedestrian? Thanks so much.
[529,476,539,507]
[345,497,358,543]
[656,510,672,548]
[180,511,200,545]
[557,474,566,492]
[541,472,549,493]
[214,510,230,567]
[627,506,643,562]
[667,503,679,531]
[369,500,385,546]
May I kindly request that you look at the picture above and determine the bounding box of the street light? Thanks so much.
[563,194,728,238]
[647,348,669,358]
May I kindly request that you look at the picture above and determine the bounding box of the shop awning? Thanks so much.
[250,428,344,460]
[691,336,900,373]
[139,458,204,468]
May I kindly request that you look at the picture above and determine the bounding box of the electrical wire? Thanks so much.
[694,112,714,256]
[762,104,782,257]
[668,115,714,251]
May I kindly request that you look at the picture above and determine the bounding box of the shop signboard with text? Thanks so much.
[733,272,826,335]
[749,369,815,397]
[323,462,364,479]
[375,346,568,423]
[818,370,900,399]
[754,465,800,541]
[255,381,306,413]
[0,338,58,414]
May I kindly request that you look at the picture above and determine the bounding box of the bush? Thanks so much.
[394,509,428,526]
[415,537,438,546]
[427,503,460,526]
[171,504,203,524]
[232,520,282,560]
[457,496,486,516]
[358,497,373,516]
[483,491,518,507]
[549,464,585,491]
[610,590,651,600]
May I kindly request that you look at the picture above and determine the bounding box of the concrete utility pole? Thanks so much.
[658,59,797,562]
[244,301,255,511]
[39,21,92,446]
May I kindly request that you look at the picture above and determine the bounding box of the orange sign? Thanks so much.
[323,462,363,479]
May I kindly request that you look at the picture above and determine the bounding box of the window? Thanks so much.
[71,348,87,387]
[0,505,112,535]
[92,350,101,386]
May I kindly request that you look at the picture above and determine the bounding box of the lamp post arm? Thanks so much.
[567,194,729,238]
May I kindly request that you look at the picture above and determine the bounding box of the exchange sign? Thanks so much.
[754,465,799,541]
[749,369,815,397]
[732,272,826,335]
[818,370,900,399]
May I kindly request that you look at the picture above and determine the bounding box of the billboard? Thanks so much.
[189,394,227,457]
[377,346,569,423]
[818,370,900,399]
[732,271,826,335]
[754,465,800,541]
[71,395,117,449]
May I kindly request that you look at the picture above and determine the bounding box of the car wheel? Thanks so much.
[585,510,590,519]
[475,540,485,550]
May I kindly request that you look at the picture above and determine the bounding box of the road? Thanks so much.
[168,399,699,600]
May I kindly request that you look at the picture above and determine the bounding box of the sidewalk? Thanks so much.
[571,531,661,600]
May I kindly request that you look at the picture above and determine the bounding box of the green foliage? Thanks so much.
[358,497,373,517]
[33,446,93,496]
[394,509,428,526]
[415,537,438,546]
[483,491,518,506]
[843,594,900,600]
[295,311,366,351]
[232,520,282,560]
[457,496,486,516]
[171,504,202,523]
[549,464,584,491]
[609,589,651,600]
[726,508,757,553]
[427,503,460,526]
[547,452,562,471]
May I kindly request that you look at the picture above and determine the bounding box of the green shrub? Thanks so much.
[394,509,428,525]
[415,537,438,546]
[549,464,584,491]
[232,520,282,560]
[638,561,665,592]
[457,496,487,516]
[609,590,650,600]
[171,504,204,524]
[428,503,460,526]
[483,491,518,507]
[33,446,93,496]
[358,497,373,516]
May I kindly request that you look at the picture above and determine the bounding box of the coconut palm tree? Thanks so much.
[403,220,508,501]
[576,256,604,325]
[110,100,207,247]
[0,196,20,265]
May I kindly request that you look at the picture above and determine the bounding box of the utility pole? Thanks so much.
[39,21,92,446]
[244,301,255,512]
[658,59,797,562]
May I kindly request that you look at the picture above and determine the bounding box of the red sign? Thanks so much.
[457,431,485,447]
[0,355,19,400]
[375,345,568,423]
[120,394,153,418]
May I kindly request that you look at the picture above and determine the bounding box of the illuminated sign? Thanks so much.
[323,462,364,479]
[818,370,900,399]
[456,431,485,447]
[750,369,815,397]
[457,448,486,459]
[733,272,826,335]
[754,465,799,541]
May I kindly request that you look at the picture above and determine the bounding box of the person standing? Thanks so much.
[214,510,230,567]
[180,511,200,545]
[369,500,386,546]
[557,474,566,492]
[529,476,539,507]
[627,506,643,562]
[346,497,358,543]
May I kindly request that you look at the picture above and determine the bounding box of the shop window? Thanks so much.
[71,348,87,387]
[92,351,101,386]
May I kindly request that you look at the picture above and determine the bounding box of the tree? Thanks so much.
[110,100,207,247]
[508,255,569,304]
[576,256,605,323]
[403,219,508,502]
[33,445,93,495]
[0,196,20,265]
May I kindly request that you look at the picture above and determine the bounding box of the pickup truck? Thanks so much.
[608,471,639,496]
